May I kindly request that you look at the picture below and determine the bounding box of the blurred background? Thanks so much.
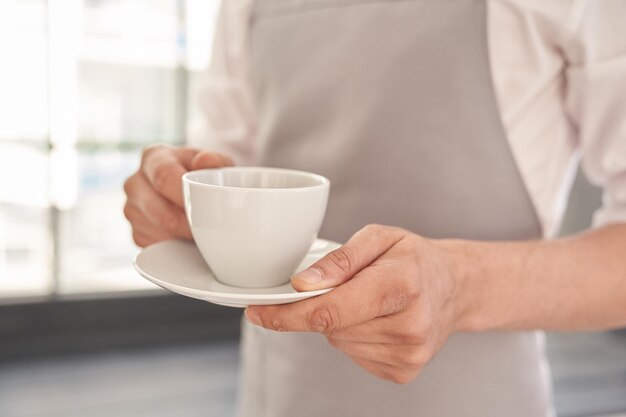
[0,1,624,417]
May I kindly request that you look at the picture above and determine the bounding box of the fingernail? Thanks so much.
[294,267,323,284]
[245,308,261,326]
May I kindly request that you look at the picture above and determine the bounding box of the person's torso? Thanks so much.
[236,1,554,416]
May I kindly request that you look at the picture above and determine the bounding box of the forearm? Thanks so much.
[448,223,626,332]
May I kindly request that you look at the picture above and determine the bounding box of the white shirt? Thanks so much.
[188,0,626,238]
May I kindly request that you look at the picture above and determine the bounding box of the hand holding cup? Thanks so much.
[123,145,234,247]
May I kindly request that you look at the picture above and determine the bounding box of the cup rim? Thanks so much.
[182,167,330,192]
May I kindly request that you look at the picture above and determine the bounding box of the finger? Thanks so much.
[124,204,171,238]
[173,147,208,170]
[247,261,409,333]
[126,172,192,239]
[191,151,234,170]
[132,230,156,248]
[139,188,191,239]
[326,316,399,343]
[291,224,405,291]
[350,358,419,385]
[329,337,398,365]
[140,146,199,206]
[327,337,426,369]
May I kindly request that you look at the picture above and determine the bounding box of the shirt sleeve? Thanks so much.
[186,0,257,165]
[564,0,626,227]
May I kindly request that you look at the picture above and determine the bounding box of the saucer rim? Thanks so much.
[133,239,336,301]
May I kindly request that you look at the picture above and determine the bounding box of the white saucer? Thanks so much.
[133,238,340,308]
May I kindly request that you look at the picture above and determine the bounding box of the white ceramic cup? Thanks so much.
[182,167,330,288]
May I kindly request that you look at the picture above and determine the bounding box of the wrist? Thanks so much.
[436,238,495,332]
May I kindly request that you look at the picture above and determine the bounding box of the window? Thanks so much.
[0,0,221,299]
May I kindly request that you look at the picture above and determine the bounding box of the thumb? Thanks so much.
[291,224,405,292]
[190,151,235,170]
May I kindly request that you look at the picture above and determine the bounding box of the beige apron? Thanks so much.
[237,0,554,415]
